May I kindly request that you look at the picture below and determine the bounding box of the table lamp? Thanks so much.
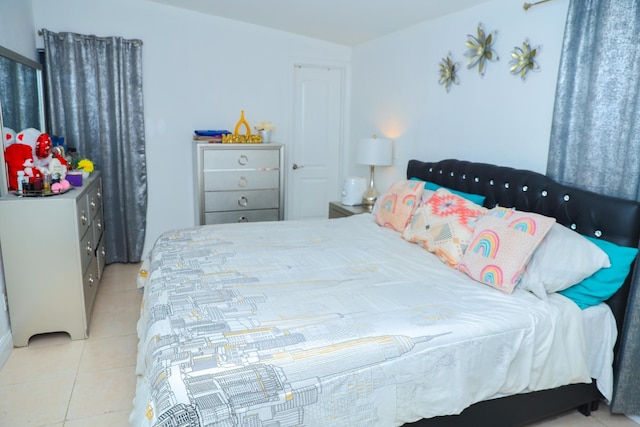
[356,135,393,210]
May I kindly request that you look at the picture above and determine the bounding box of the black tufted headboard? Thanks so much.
[407,159,640,347]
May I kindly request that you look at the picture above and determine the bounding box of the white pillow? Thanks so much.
[518,223,611,299]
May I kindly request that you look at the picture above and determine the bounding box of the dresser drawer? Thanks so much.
[204,189,279,212]
[82,259,99,322]
[203,149,280,170]
[92,208,104,250]
[88,179,103,219]
[205,209,280,224]
[79,227,94,276]
[204,170,280,191]
[76,194,91,238]
[96,236,107,279]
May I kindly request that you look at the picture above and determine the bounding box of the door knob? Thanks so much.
[292,163,304,170]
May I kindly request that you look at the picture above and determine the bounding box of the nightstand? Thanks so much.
[328,201,370,218]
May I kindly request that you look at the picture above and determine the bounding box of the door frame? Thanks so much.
[286,57,351,220]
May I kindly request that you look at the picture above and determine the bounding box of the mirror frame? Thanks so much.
[0,45,46,197]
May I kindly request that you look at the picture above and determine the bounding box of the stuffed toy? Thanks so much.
[4,143,33,190]
[6,129,51,190]
[3,127,15,149]
[15,128,40,154]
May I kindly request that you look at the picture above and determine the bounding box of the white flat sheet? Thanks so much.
[582,302,617,401]
[131,214,592,427]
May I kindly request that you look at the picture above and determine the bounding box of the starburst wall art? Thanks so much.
[464,23,499,77]
[510,40,540,81]
[438,53,460,92]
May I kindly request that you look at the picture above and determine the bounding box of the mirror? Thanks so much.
[0,45,46,197]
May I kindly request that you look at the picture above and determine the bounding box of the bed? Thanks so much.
[130,158,640,427]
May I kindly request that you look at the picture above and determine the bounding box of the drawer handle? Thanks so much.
[238,216,249,223]
[97,220,103,231]
[86,241,93,255]
[88,275,94,286]
[97,190,102,199]
[101,247,106,257]
[238,196,248,207]
[238,176,248,188]
[90,198,96,209]
[238,155,249,166]
[81,210,88,225]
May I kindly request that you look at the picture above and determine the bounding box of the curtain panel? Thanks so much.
[42,29,147,263]
[546,0,640,415]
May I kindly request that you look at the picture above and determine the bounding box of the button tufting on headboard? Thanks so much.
[406,158,640,248]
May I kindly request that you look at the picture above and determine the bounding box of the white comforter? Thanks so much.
[131,214,591,427]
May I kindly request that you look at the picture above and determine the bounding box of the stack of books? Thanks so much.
[193,130,231,143]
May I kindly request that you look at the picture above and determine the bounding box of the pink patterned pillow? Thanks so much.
[402,188,487,268]
[374,180,424,232]
[458,207,556,294]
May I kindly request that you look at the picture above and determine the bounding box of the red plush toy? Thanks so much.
[4,143,33,190]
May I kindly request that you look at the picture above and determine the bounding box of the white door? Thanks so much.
[289,65,344,220]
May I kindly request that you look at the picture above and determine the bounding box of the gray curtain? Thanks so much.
[42,29,147,263]
[546,0,640,415]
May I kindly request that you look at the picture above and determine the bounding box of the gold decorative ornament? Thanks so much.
[224,110,263,143]
[438,53,460,92]
[222,134,263,144]
[510,40,540,81]
[464,23,499,76]
[523,0,554,11]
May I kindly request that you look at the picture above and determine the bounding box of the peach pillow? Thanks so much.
[374,180,424,232]
[458,207,555,294]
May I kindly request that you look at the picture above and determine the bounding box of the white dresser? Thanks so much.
[0,172,106,346]
[193,143,285,225]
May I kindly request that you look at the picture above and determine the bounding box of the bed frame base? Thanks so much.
[407,382,601,427]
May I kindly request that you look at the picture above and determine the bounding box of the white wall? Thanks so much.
[26,0,570,255]
[0,0,38,61]
[350,0,570,193]
[31,0,351,255]
[0,0,37,367]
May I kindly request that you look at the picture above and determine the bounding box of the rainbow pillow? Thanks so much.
[374,180,424,232]
[458,207,555,294]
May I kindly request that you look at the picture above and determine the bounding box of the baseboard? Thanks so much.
[0,330,13,370]
[627,414,640,424]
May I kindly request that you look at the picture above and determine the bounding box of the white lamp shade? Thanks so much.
[356,137,393,166]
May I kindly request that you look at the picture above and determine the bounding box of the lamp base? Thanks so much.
[362,164,379,211]
[362,188,378,211]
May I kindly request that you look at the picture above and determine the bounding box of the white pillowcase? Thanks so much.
[518,223,611,299]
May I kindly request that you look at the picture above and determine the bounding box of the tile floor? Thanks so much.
[0,262,638,426]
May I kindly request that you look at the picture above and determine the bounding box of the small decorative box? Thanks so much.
[66,172,83,187]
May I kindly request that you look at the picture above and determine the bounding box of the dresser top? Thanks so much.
[0,171,101,203]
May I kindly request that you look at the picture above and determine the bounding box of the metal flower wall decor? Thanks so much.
[464,23,499,76]
[438,53,460,92]
[510,40,540,81]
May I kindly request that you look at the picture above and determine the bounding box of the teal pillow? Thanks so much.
[410,178,486,206]
[559,237,638,309]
